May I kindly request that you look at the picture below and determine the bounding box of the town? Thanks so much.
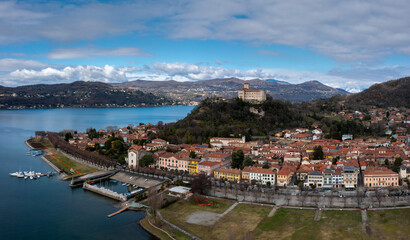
[64,83,410,194]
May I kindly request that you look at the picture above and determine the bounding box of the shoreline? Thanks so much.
[1,104,197,111]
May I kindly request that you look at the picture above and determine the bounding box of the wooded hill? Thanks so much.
[0,81,176,109]
[156,77,409,144]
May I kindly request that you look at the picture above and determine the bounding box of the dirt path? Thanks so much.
[314,208,322,221]
[268,207,278,217]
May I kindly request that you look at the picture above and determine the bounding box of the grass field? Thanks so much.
[140,216,190,240]
[367,209,410,239]
[254,208,363,239]
[160,198,237,240]
[159,197,410,240]
[45,149,97,178]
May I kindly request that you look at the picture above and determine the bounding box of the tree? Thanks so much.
[190,151,196,158]
[231,150,244,169]
[191,174,211,195]
[242,156,254,169]
[262,163,269,169]
[64,132,73,142]
[139,155,154,167]
[313,145,324,160]
[384,159,389,166]
[393,157,403,172]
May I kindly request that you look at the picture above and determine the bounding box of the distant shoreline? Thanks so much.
[0,103,198,111]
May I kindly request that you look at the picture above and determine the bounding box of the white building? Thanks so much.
[248,167,276,185]
[128,146,150,169]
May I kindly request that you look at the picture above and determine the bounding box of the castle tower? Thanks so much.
[244,82,250,89]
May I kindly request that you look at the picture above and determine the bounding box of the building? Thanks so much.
[151,138,167,147]
[342,166,358,190]
[214,168,242,182]
[284,152,301,162]
[202,152,232,167]
[237,83,267,102]
[144,142,163,151]
[157,152,189,172]
[168,186,192,198]
[128,146,150,169]
[363,167,399,188]
[188,159,200,175]
[210,136,246,148]
[248,167,276,185]
[198,161,221,176]
[306,171,323,188]
[277,168,293,187]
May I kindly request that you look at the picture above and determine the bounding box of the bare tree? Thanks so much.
[301,190,308,207]
[375,188,384,207]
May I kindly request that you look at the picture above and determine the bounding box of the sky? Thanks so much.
[1,0,410,92]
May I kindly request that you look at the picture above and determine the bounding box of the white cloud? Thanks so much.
[2,65,128,86]
[0,58,48,72]
[1,1,410,62]
[48,47,153,59]
[0,61,407,92]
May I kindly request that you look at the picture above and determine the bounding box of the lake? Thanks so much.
[0,106,194,240]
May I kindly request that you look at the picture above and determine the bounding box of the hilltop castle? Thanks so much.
[238,82,267,102]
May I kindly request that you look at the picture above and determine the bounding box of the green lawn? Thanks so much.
[253,208,363,240]
[45,149,98,178]
[367,208,410,239]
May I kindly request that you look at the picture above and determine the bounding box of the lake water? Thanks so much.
[0,106,194,240]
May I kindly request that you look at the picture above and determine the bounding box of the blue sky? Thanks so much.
[1,0,410,92]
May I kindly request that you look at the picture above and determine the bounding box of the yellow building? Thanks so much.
[214,168,242,182]
[188,159,199,175]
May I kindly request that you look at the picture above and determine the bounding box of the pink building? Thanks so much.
[157,152,189,172]
[198,161,221,176]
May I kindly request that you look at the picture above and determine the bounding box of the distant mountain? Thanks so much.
[0,81,176,109]
[265,78,289,84]
[114,78,348,102]
[344,77,410,108]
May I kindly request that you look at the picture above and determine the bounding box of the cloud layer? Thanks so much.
[2,0,410,61]
[2,61,393,92]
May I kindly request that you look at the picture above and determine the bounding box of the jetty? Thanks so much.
[70,170,117,187]
[107,204,130,218]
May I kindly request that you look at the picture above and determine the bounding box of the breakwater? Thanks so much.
[83,182,128,201]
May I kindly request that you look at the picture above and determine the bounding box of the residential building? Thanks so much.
[248,167,276,185]
[188,159,200,175]
[306,171,323,188]
[277,168,293,187]
[202,152,232,167]
[363,167,399,187]
[284,152,301,162]
[214,168,242,182]
[198,161,221,176]
[157,152,189,172]
[210,136,245,148]
[342,166,358,189]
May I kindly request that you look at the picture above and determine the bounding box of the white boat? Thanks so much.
[29,176,33,180]
[10,171,24,177]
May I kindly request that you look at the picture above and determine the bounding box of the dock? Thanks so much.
[107,204,130,218]
[70,170,117,187]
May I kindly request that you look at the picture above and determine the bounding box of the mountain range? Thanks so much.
[113,78,349,102]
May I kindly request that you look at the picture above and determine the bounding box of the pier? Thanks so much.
[107,204,130,218]
[83,182,128,201]
[70,170,117,187]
